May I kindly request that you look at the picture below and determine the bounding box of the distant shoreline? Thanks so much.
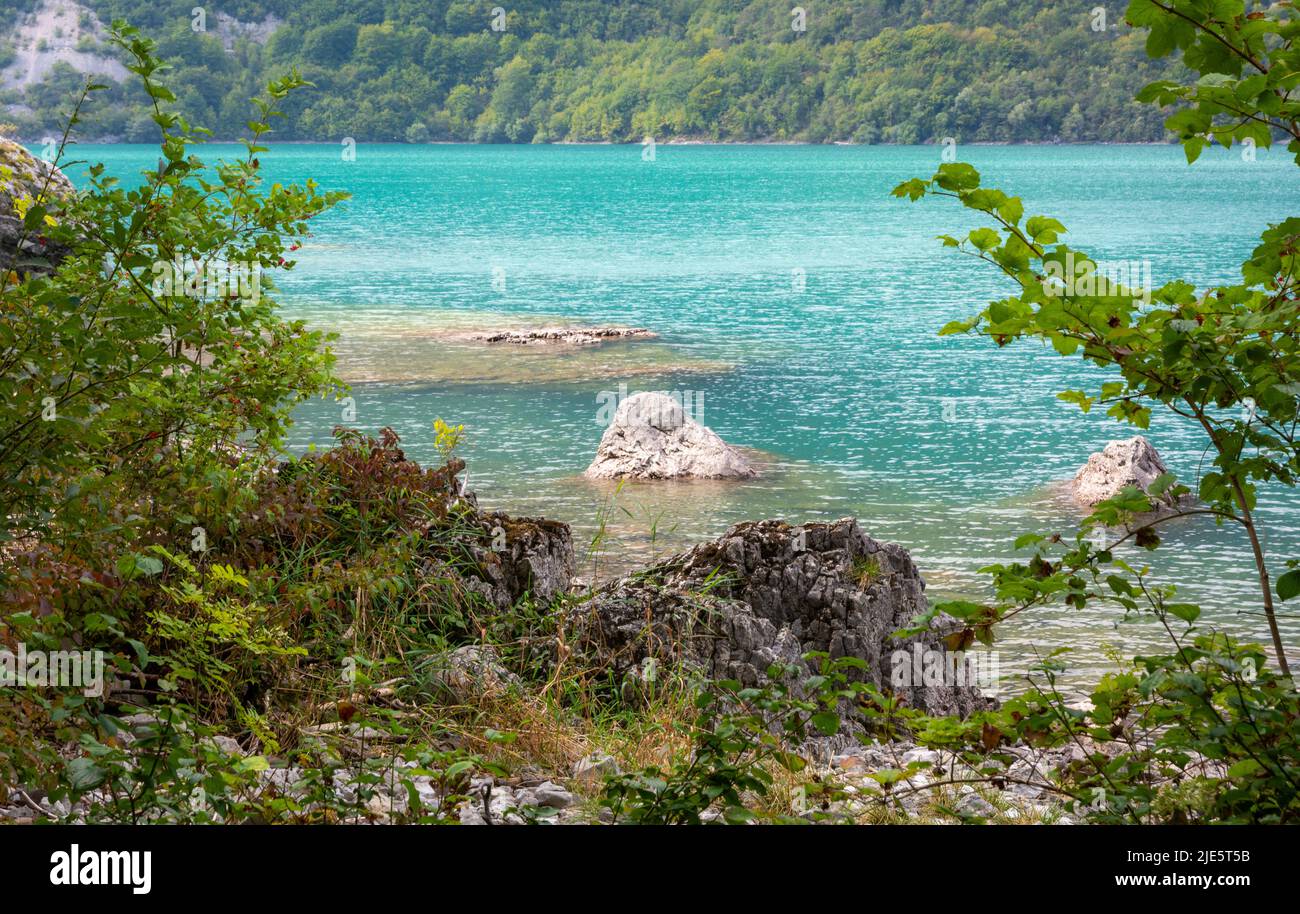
[25,137,1184,148]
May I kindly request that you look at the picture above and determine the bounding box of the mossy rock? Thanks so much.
[0,138,75,275]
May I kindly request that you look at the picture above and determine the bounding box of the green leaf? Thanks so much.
[1057,390,1094,413]
[997,196,1024,226]
[892,178,928,201]
[136,555,164,576]
[1166,603,1201,624]
[938,318,976,336]
[1147,472,1177,496]
[66,757,107,790]
[810,711,840,736]
[934,162,981,192]
[115,552,163,580]
[1025,215,1066,244]
[1050,333,1080,356]
[968,227,1001,252]
[933,600,984,621]
[1227,759,1263,778]
[146,82,177,102]
[1277,569,1300,602]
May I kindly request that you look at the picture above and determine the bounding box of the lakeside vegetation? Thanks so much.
[0,0,1182,143]
[0,0,1297,825]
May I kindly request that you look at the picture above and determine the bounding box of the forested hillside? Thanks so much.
[0,0,1181,143]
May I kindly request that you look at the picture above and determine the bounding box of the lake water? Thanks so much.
[79,142,1300,684]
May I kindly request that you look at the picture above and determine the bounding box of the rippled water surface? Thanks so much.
[82,143,1300,682]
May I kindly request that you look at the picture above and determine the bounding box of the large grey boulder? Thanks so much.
[568,518,993,720]
[0,138,74,276]
[585,391,755,479]
[1072,436,1171,508]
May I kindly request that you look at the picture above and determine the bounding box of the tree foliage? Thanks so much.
[885,0,1300,822]
[1,0,1181,143]
[0,24,344,558]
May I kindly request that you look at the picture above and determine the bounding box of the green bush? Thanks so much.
[886,0,1300,824]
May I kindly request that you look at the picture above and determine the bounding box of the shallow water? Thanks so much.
[79,142,1300,686]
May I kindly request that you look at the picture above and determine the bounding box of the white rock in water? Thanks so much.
[584,391,755,480]
[1071,436,1169,507]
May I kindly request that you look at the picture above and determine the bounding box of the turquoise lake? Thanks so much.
[79,143,1300,683]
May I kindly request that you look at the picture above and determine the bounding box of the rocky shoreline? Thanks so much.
[0,506,1058,825]
[0,340,1195,824]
